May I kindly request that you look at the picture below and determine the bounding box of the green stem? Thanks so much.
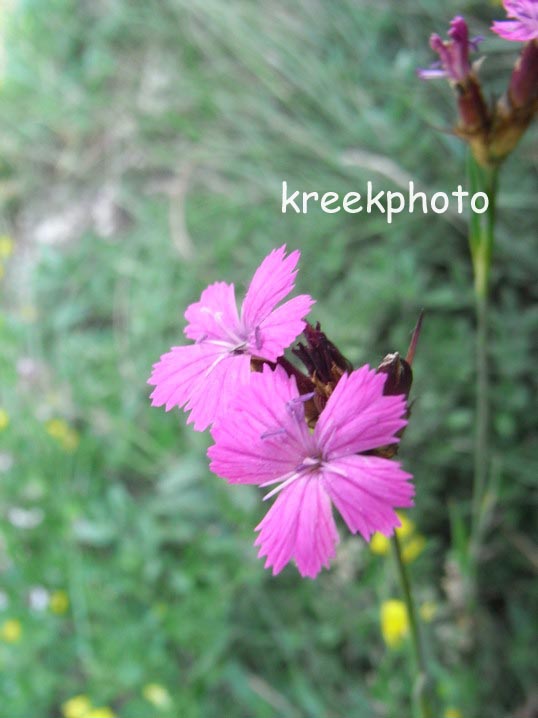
[472,293,489,545]
[391,533,434,718]
[466,155,499,567]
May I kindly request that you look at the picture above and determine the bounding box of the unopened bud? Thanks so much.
[292,322,353,389]
[372,312,423,458]
[508,39,538,109]
[377,352,413,398]
[291,322,353,426]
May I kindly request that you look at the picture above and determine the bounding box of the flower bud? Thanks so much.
[372,312,423,458]
[293,322,353,385]
[508,39,538,109]
[377,352,413,399]
[292,322,353,425]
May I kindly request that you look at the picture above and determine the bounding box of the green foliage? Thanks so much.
[0,1,537,717]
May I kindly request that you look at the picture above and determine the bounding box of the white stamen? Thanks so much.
[322,461,348,479]
[260,457,322,501]
[260,469,298,489]
[263,471,303,500]
[202,351,229,378]
[199,307,246,346]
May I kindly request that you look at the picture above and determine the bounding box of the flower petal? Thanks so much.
[241,245,302,328]
[491,0,538,40]
[184,282,240,342]
[491,19,538,40]
[417,67,449,80]
[186,351,251,431]
[315,365,407,458]
[251,294,314,361]
[322,454,414,541]
[504,0,538,19]
[209,365,307,484]
[148,343,221,411]
[148,343,251,431]
[254,474,339,578]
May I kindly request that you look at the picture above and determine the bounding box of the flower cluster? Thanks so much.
[420,2,538,166]
[149,247,415,578]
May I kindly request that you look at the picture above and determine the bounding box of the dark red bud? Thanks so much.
[377,352,413,398]
[509,39,538,110]
[292,322,353,387]
[456,75,490,135]
[371,312,423,458]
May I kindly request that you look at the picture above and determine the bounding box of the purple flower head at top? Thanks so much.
[419,16,481,82]
[209,364,414,578]
[148,246,314,431]
[492,0,538,42]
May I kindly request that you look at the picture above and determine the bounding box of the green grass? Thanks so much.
[0,1,537,716]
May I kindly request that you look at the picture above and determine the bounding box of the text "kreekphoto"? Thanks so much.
[281,180,489,224]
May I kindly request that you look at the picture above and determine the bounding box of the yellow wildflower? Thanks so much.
[86,709,116,718]
[62,695,91,718]
[370,513,415,554]
[419,601,438,623]
[380,599,409,648]
[0,408,9,431]
[402,534,426,564]
[1,618,22,643]
[143,683,172,708]
[50,590,70,615]
[46,418,80,453]
[371,513,426,563]
[0,235,13,258]
[46,418,69,438]
[444,709,462,718]
[370,532,390,555]
[395,513,415,540]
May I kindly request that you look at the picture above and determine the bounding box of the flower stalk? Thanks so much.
[381,317,435,718]
[391,532,434,718]
[419,2,538,608]
[466,154,499,566]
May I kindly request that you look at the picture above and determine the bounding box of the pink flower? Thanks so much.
[209,364,414,578]
[492,1,538,42]
[148,246,313,431]
[418,16,481,82]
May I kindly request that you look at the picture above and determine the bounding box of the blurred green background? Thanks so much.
[0,1,537,717]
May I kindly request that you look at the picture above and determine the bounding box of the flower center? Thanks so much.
[297,454,323,472]
[199,307,249,349]
[259,395,323,501]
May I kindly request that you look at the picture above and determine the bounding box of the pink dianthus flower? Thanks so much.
[418,16,481,82]
[148,246,313,431]
[209,364,414,578]
[492,1,538,42]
